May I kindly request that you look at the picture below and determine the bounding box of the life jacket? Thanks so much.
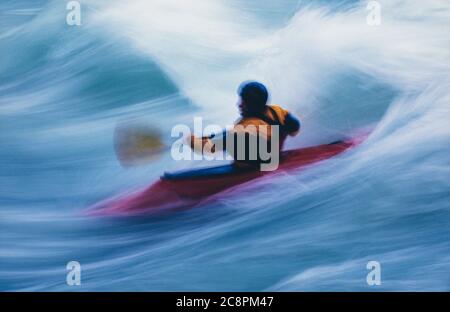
[230,105,290,167]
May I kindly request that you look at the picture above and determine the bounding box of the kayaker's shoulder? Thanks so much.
[235,117,268,126]
[269,104,290,116]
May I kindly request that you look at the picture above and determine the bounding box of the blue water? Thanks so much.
[1,0,449,291]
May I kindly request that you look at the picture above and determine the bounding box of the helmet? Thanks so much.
[237,81,269,114]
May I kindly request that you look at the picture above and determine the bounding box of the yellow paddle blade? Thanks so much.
[114,123,166,167]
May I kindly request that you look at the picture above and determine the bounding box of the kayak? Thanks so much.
[88,137,363,216]
[88,136,363,216]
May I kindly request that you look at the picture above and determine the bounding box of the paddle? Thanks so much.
[113,122,222,167]
[113,122,276,168]
[114,122,168,167]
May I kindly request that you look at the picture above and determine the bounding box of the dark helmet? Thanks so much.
[237,81,269,114]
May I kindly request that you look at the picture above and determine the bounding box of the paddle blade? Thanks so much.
[114,123,166,167]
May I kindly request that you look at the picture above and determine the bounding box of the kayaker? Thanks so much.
[187,81,301,170]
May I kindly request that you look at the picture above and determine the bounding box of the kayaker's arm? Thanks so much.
[186,131,227,154]
[187,135,213,154]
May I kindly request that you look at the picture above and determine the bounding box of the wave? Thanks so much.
[0,0,449,291]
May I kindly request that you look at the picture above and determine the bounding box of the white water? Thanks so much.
[1,0,449,290]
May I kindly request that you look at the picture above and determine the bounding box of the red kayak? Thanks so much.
[88,136,364,216]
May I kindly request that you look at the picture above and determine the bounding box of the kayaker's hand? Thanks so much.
[184,134,195,148]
